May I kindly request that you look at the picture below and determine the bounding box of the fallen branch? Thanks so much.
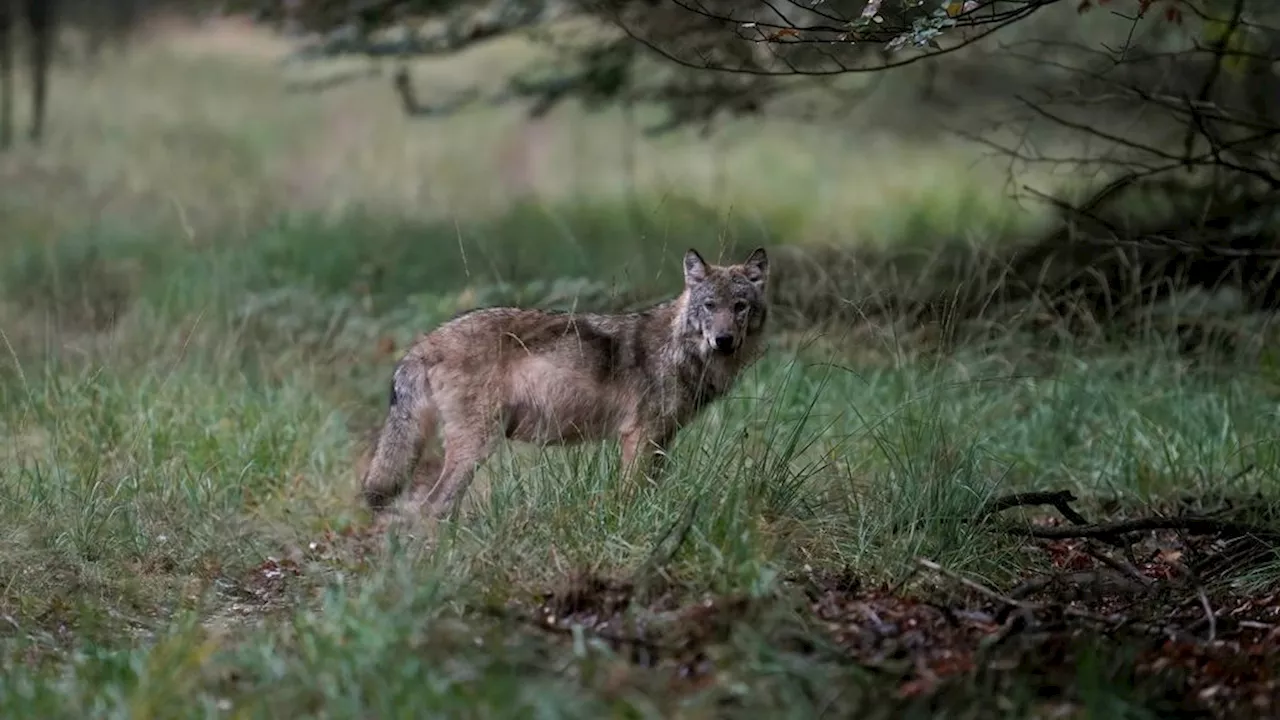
[979,490,1085,522]
[979,489,1126,548]
[477,603,673,660]
[1001,515,1280,543]
[980,488,1280,546]
[917,557,1199,644]
[1196,586,1217,643]
[1080,543,1152,587]
[1006,570,1150,602]
[917,558,1039,610]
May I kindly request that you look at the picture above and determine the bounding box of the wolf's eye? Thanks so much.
[733,301,748,313]
[703,300,717,310]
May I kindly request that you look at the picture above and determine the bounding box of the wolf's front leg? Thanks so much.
[424,426,496,519]
[620,426,675,488]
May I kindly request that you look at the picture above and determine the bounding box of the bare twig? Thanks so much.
[920,557,1198,643]
[979,489,1129,549]
[916,558,1040,610]
[1001,515,1280,543]
[479,602,674,656]
[1196,586,1217,643]
[1007,570,1150,602]
[1181,0,1247,165]
[603,0,1059,77]
[1080,544,1153,588]
[978,489,1099,527]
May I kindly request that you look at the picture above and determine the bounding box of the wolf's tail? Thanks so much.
[360,356,439,511]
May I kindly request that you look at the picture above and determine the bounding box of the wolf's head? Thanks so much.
[680,247,770,357]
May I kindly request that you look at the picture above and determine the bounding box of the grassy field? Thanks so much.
[0,16,1278,719]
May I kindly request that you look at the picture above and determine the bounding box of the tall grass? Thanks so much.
[5,312,1274,715]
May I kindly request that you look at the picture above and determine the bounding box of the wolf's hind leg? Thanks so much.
[361,358,439,511]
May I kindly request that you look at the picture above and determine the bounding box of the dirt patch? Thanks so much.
[203,556,304,637]
[486,492,1280,717]
[244,484,1278,715]
[503,564,1278,716]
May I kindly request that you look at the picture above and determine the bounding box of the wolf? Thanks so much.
[359,246,771,518]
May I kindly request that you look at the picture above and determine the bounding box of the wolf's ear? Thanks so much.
[743,247,768,288]
[683,248,709,285]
